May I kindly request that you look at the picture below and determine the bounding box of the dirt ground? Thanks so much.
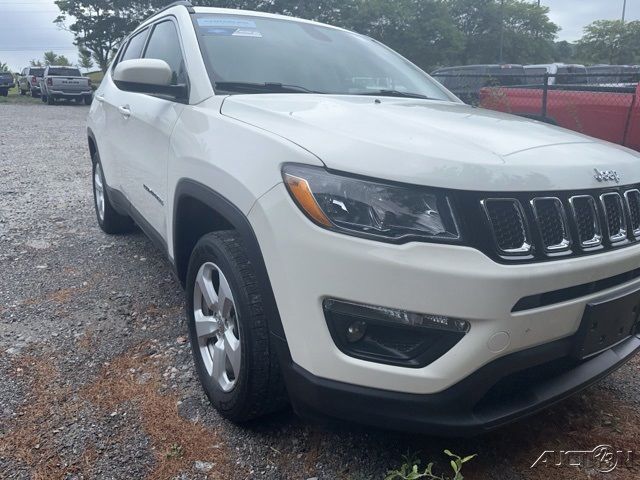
[0,103,639,479]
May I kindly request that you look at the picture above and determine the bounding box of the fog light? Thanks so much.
[323,298,470,368]
[346,320,367,342]
[323,299,470,334]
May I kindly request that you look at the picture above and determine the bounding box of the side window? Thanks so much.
[144,20,187,85]
[121,28,149,63]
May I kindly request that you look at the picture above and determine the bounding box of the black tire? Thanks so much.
[84,95,93,105]
[47,95,55,105]
[186,232,287,422]
[31,89,40,98]
[0,90,7,97]
[91,152,134,234]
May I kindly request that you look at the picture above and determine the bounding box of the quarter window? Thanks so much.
[121,28,150,63]
[144,20,187,85]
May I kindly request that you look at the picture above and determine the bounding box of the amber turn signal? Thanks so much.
[283,174,332,228]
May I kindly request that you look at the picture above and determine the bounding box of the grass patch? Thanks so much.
[87,70,104,89]
[0,85,41,104]
[83,342,230,479]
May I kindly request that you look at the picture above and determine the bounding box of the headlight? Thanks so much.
[282,164,460,243]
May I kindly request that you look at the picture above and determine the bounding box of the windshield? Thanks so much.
[194,14,454,101]
[30,68,45,76]
[48,67,81,77]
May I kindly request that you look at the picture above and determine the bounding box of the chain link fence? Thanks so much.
[432,72,640,151]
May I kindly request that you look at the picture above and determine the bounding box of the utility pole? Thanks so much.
[499,0,505,63]
[622,0,627,22]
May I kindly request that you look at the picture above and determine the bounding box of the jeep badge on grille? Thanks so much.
[594,168,620,183]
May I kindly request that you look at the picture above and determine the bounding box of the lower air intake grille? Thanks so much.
[483,199,530,254]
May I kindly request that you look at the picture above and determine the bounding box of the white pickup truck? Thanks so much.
[40,66,93,105]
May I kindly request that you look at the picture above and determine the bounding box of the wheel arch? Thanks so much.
[173,179,287,340]
[87,128,98,162]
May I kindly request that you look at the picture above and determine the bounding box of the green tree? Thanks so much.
[78,49,95,70]
[54,0,166,72]
[30,59,43,67]
[43,51,72,66]
[345,0,463,71]
[0,61,9,72]
[576,20,640,65]
[447,0,559,65]
[552,40,576,63]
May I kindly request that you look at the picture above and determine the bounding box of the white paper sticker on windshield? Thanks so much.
[232,29,262,38]
[197,17,257,29]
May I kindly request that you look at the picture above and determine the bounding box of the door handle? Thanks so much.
[95,94,104,103]
[118,105,131,119]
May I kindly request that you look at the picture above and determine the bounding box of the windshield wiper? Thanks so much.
[356,89,434,100]
[214,81,323,94]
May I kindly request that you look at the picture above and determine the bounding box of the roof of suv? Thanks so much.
[141,3,348,34]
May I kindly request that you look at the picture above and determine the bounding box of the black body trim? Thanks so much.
[277,333,640,437]
[106,185,168,254]
[513,267,640,311]
[173,179,287,340]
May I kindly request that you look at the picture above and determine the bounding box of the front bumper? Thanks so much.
[48,90,92,98]
[277,333,639,436]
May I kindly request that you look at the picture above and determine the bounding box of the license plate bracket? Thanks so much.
[573,287,640,360]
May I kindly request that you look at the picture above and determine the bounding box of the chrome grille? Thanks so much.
[482,199,531,255]
[601,193,627,243]
[625,189,640,237]
[569,195,602,248]
[531,198,570,252]
[482,186,637,260]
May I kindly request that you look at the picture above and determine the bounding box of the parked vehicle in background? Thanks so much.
[0,71,15,96]
[480,79,640,151]
[17,66,45,97]
[40,66,93,105]
[87,3,640,436]
[587,65,639,86]
[523,63,589,86]
[431,64,525,104]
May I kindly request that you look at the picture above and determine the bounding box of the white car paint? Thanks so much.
[87,5,640,401]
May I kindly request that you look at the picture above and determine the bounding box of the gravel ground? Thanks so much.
[0,103,639,480]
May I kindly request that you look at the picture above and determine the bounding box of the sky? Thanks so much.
[0,0,638,71]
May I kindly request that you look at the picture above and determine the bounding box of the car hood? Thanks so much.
[220,94,640,191]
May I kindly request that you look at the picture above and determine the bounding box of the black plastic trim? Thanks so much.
[513,267,640,312]
[277,333,640,437]
[106,186,168,254]
[173,179,287,340]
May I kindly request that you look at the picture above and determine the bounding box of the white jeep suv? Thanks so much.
[87,1,640,435]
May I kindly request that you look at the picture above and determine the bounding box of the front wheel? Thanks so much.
[84,95,93,105]
[186,232,287,422]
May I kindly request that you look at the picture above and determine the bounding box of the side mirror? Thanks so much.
[113,59,188,101]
